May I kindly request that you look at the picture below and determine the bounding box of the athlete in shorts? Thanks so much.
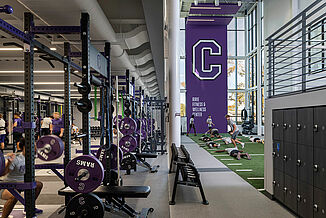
[0,113,6,152]
[225,114,245,148]
[0,138,43,217]
[187,115,197,136]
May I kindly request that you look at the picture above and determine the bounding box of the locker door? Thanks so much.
[273,110,283,141]
[273,140,284,172]
[297,107,313,146]
[297,181,313,218]
[283,109,297,143]
[314,106,326,149]
[297,144,313,185]
[273,169,284,203]
[313,187,326,218]
[314,147,326,191]
[284,142,297,179]
[284,174,298,213]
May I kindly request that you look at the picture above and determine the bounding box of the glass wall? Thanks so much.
[227,17,246,124]
[227,2,264,126]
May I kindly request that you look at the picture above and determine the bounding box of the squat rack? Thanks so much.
[0,11,112,217]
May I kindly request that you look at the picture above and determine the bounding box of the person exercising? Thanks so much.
[206,115,214,131]
[51,112,63,139]
[0,138,43,217]
[215,147,251,160]
[0,114,6,152]
[187,115,196,136]
[12,113,23,151]
[206,128,221,138]
[41,115,52,136]
[225,114,245,148]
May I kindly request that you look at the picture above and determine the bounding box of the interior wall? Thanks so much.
[264,89,326,194]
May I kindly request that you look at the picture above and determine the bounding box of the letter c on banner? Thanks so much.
[192,39,222,80]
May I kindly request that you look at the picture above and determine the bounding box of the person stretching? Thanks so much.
[215,147,251,160]
[225,114,245,148]
[187,115,197,136]
[0,138,43,218]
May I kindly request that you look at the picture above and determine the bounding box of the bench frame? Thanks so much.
[169,143,209,205]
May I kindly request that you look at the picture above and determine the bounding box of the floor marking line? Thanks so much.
[236,169,253,172]
[213,154,229,157]
[227,163,242,166]
[220,159,234,161]
[247,177,264,180]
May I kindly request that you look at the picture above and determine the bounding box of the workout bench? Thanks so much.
[169,143,209,205]
[58,185,153,217]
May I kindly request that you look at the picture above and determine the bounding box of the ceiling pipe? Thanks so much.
[71,0,152,90]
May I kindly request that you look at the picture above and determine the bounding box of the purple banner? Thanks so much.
[186,23,227,133]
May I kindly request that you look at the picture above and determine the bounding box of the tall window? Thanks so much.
[227,17,246,124]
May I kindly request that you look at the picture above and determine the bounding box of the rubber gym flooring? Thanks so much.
[187,133,264,190]
[0,140,170,218]
[168,135,294,218]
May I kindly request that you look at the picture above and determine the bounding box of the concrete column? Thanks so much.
[168,0,181,147]
[257,1,263,135]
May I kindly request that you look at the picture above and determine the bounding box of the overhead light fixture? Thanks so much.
[215,0,219,6]
[0,47,57,51]
[0,70,64,73]
[238,1,241,6]
[192,6,221,9]
[187,19,215,22]
[0,82,75,85]
[0,48,22,51]
[34,89,79,92]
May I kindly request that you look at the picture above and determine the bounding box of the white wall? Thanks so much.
[264,0,293,39]
[264,89,326,194]
[263,0,321,194]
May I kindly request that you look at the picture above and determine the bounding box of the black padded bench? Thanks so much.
[58,185,151,198]
[169,144,193,173]
[135,153,160,173]
[59,185,153,217]
[169,143,208,205]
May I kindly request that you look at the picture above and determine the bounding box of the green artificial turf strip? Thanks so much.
[187,133,264,190]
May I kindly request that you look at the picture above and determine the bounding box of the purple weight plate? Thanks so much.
[65,155,104,193]
[119,135,137,153]
[119,117,137,135]
[36,135,64,161]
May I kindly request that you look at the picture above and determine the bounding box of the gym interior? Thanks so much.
[0,0,323,217]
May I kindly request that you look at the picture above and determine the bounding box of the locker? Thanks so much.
[297,107,313,147]
[297,181,313,218]
[284,142,297,178]
[297,144,313,185]
[314,106,326,149]
[313,187,326,218]
[313,147,326,191]
[273,169,284,203]
[273,140,284,172]
[283,109,297,143]
[272,110,283,141]
[284,174,298,213]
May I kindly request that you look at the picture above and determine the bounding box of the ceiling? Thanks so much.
[181,0,258,17]
[0,0,164,99]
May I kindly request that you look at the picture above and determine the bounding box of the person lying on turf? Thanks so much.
[249,136,264,144]
[0,138,43,218]
[206,137,233,148]
[204,128,221,138]
[215,147,251,160]
[225,114,245,148]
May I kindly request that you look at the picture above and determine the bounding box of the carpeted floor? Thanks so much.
[188,133,264,190]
